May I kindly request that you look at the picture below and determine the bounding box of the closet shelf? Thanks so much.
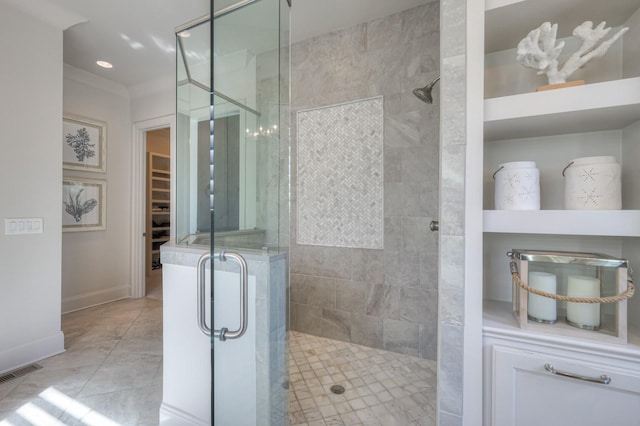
[484,210,640,236]
[484,77,640,141]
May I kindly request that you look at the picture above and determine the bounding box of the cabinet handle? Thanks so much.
[544,363,611,385]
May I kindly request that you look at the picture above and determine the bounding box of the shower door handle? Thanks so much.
[196,251,249,341]
[430,220,439,232]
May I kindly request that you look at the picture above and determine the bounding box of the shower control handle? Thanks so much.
[430,220,439,232]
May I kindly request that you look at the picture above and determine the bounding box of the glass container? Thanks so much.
[509,249,631,344]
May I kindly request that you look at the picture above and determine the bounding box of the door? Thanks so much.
[210,0,290,424]
[174,1,289,422]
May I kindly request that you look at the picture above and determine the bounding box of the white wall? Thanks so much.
[61,66,133,312]
[0,3,65,373]
[131,87,175,124]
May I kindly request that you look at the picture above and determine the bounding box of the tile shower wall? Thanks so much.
[290,1,440,360]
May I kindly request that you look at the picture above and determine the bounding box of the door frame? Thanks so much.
[130,115,176,298]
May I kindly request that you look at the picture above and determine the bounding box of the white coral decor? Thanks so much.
[516,21,628,85]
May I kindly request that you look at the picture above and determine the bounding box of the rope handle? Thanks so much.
[510,260,635,304]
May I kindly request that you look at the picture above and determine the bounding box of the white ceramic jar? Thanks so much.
[494,161,540,210]
[564,156,621,210]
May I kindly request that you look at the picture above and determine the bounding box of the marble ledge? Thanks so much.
[160,241,287,268]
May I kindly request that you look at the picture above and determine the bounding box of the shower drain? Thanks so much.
[330,384,345,395]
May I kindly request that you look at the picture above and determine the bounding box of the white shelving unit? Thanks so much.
[483,210,640,236]
[146,153,171,276]
[484,77,640,140]
[481,1,640,423]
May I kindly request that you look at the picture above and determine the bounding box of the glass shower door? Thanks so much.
[175,0,290,423]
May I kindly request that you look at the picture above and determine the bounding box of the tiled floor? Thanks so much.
[289,331,437,426]
[0,291,436,426]
[0,296,163,426]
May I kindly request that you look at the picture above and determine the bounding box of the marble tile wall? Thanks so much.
[438,0,468,424]
[290,1,440,360]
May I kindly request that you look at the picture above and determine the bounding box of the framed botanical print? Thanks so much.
[63,115,107,172]
[62,178,107,232]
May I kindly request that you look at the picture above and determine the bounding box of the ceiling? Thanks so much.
[17,0,433,94]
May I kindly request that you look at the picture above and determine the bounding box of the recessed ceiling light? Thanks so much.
[177,30,191,38]
[96,60,113,69]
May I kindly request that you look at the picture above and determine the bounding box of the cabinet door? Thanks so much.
[492,345,640,426]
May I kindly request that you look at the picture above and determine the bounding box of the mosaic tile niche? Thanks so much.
[297,97,384,249]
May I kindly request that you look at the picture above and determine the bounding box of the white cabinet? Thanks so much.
[481,0,640,423]
[485,340,640,426]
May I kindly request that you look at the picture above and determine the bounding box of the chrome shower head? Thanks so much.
[413,76,440,104]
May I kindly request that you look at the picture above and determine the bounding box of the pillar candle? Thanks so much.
[527,271,557,322]
[566,275,600,328]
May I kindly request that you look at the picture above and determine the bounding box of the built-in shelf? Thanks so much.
[147,151,171,276]
[483,300,640,357]
[483,210,640,236]
[485,0,639,53]
[484,77,640,141]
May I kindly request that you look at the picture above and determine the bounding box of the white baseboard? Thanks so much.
[0,331,65,375]
[62,285,131,314]
[159,402,209,426]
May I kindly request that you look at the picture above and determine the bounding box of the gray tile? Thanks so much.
[292,303,322,336]
[401,1,440,46]
[351,249,384,284]
[384,147,402,183]
[441,0,466,58]
[336,280,369,314]
[384,251,420,287]
[321,309,351,342]
[438,411,463,426]
[0,397,65,425]
[307,276,337,309]
[384,182,406,217]
[440,286,464,327]
[420,251,439,290]
[350,314,383,348]
[384,218,403,251]
[0,365,98,412]
[384,112,421,149]
[383,319,419,356]
[402,218,435,253]
[399,288,437,324]
[78,354,161,397]
[291,273,308,303]
[440,236,465,292]
[419,324,437,361]
[366,11,402,52]
[439,324,464,416]
[366,284,401,318]
[290,244,352,279]
[39,340,118,371]
[441,55,466,148]
[61,383,163,426]
[401,145,439,184]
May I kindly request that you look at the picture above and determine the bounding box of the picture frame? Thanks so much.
[63,114,107,172]
[62,178,107,232]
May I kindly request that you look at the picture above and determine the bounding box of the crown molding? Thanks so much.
[1,0,87,30]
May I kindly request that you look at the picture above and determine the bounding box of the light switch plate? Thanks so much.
[5,218,43,235]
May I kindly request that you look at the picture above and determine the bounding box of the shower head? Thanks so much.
[413,76,440,104]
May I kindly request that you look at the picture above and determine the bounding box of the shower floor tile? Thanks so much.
[288,331,437,426]
[1,296,436,426]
